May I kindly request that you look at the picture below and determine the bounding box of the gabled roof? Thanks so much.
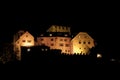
[15,31,34,43]
[71,32,94,41]
[19,31,34,39]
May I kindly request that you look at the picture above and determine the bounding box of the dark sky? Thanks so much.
[0,5,119,56]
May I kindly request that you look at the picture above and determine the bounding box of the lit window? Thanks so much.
[40,34,44,36]
[41,49,44,51]
[22,40,26,42]
[97,54,102,58]
[49,34,52,36]
[84,36,88,38]
[27,48,31,52]
[45,49,48,51]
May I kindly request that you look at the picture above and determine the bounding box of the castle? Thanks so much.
[13,25,95,60]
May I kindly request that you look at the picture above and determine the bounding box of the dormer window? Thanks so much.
[26,35,28,37]
[84,36,88,38]
[51,43,54,46]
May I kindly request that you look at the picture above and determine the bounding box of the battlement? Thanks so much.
[47,25,71,33]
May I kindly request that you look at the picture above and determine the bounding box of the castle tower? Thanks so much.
[71,32,95,55]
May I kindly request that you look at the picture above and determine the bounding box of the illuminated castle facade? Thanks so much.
[37,25,72,54]
[13,25,95,60]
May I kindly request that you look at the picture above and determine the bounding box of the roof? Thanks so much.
[71,32,94,41]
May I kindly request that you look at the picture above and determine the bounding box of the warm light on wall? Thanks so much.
[97,53,102,58]
[27,48,31,52]
[71,32,94,55]
[21,42,34,47]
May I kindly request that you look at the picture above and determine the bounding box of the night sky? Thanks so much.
[0,5,119,57]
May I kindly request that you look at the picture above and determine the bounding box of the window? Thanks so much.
[68,50,70,52]
[79,41,81,44]
[27,40,31,43]
[65,44,69,47]
[60,39,63,41]
[49,34,52,36]
[65,50,67,52]
[83,42,86,44]
[59,43,63,46]
[17,41,19,44]
[51,38,54,41]
[40,34,44,36]
[64,39,67,41]
[88,42,90,44]
[51,44,54,46]
[41,39,44,41]
[22,40,25,42]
